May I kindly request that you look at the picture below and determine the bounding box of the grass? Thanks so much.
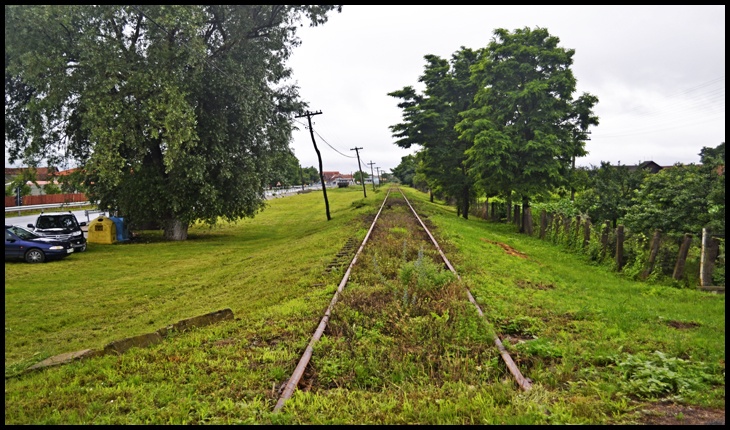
[4,185,724,424]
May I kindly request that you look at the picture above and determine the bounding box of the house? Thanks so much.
[5,166,76,195]
[625,161,668,174]
[321,171,358,186]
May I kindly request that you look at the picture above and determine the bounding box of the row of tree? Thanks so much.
[389,26,724,240]
[388,27,599,223]
[5,5,342,240]
[570,143,724,239]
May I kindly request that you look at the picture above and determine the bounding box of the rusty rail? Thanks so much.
[273,188,393,412]
[400,188,532,391]
[274,186,531,413]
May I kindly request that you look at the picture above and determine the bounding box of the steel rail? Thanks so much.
[398,188,533,391]
[273,188,393,413]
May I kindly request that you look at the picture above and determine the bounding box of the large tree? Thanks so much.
[389,47,481,219]
[457,27,598,230]
[5,5,341,240]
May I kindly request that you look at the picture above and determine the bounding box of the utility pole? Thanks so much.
[570,131,591,202]
[367,161,376,191]
[375,166,381,188]
[351,147,366,198]
[296,110,330,220]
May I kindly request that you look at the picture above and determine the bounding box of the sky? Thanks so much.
[284,5,725,176]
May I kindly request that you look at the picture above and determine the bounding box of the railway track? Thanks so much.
[274,186,531,412]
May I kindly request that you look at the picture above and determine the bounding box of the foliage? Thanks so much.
[353,170,370,182]
[573,161,648,228]
[616,351,723,400]
[5,5,342,240]
[623,163,712,238]
[531,197,580,219]
[459,27,599,221]
[42,181,62,195]
[389,47,481,218]
[5,168,37,197]
[391,154,417,186]
[699,142,725,235]
[300,166,321,185]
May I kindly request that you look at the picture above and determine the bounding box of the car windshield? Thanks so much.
[8,226,40,240]
[37,215,76,229]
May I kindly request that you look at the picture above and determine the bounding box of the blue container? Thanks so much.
[108,216,131,242]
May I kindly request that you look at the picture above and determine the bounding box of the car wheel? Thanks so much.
[80,244,87,252]
[25,248,46,263]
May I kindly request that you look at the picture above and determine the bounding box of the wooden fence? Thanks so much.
[5,193,88,207]
[471,201,724,291]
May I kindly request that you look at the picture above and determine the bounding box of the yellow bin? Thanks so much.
[87,216,117,244]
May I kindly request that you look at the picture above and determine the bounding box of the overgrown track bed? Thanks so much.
[275,187,529,414]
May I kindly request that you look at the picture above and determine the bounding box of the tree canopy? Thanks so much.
[458,27,599,228]
[389,47,481,218]
[388,27,598,224]
[5,5,342,240]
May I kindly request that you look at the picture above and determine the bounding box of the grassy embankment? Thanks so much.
[4,185,724,424]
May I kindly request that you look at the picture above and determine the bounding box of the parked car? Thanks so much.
[5,225,74,263]
[27,212,87,252]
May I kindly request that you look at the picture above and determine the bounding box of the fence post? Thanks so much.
[700,228,720,287]
[563,215,571,239]
[673,233,693,281]
[524,207,533,236]
[640,229,662,280]
[615,225,625,271]
[582,216,591,249]
[539,210,547,240]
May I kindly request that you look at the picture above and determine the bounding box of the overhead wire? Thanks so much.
[293,118,357,159]
[592,75,725,139]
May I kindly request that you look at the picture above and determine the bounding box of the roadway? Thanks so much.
[5,184,332,229]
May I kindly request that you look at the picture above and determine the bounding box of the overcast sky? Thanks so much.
[285,5,725,176]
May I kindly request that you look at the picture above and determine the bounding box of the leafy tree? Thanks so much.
[457,27,598,230]
[5,5,342,240]
[391,154,417,186]
[699,142,725,235]
[268,150,304,188]
[574,161,648,228]
[353,170,369,183]
[623,163,711,238]
[43,182,62,195]
[5,168,38,199]
[300,166,320,184]
[389,47,481,219]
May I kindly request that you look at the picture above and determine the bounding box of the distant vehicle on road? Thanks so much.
[5,225,74,263]
[26,212,87,252]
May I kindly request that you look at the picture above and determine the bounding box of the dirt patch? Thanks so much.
[635,401,725,425]
[666,320,701,329]
[480,238,528,259]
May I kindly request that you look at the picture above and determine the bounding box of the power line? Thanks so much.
[293,119,357,159]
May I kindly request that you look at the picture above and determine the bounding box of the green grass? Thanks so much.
[4,185,724,424]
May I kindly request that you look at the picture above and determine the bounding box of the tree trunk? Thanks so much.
[520,197,529,234]
[462,187,469,220]
[164,218,189,241]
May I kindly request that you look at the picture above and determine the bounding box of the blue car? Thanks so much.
[5,225,74,263]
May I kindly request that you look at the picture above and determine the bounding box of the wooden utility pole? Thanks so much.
[351,147,366,198]
[296,110,330,220]
[367,161,376,191]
